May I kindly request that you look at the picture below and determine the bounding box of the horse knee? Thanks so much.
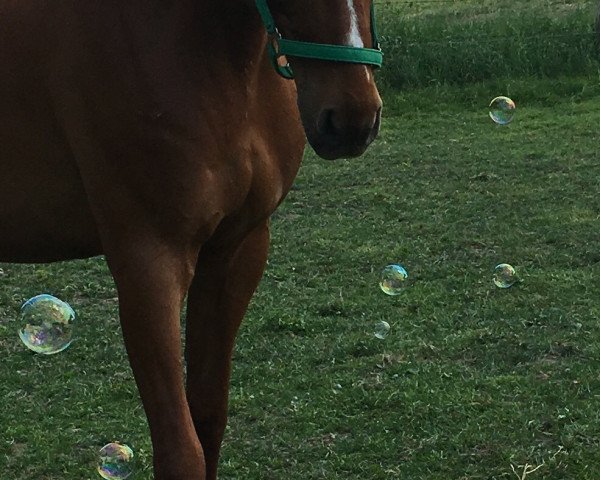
[154,440,206,480]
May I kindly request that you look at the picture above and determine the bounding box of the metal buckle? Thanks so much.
[268,29,293,78]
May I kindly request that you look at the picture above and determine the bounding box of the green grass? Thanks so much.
[1,75,599,479]
[377,0,600,88]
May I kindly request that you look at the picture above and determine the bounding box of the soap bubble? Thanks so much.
[493,263,517,288]
[489,96,516,125]
[374,320,391,340]
[18,294,74,354]
[379,264,408,296]
[98,442,134,480]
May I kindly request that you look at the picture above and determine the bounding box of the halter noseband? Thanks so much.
[255,0,383,79]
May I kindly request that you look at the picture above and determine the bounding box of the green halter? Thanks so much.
[255,0,383,79]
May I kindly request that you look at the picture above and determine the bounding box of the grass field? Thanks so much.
[377,0,599,88]
[1,74,599,479]
[2,1,600,479]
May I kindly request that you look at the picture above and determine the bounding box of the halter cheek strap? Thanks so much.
[255,0,383,79]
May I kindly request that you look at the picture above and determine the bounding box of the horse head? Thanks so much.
[257,0,383,160]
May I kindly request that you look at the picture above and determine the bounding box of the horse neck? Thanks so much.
[130,0,269,78]
[207,2,268,74]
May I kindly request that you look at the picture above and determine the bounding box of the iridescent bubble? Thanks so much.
[489,96,516,125]
[493,263,517,288]
[98,442,134,480]
[379,264,408,295]
[374,320,391,340]
[18,294,75,354]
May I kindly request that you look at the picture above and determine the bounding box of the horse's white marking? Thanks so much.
[343,0,371,80]
[345,0,364,48]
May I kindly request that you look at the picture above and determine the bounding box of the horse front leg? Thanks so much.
[107,240,205,480]
[185,221,270,480]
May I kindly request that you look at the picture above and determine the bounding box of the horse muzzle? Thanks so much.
[308,104,382,160]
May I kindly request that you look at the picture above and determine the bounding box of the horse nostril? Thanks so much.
[315,106,381,149]
[317,108,339,137]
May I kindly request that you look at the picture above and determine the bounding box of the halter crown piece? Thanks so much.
[255,0,383,79]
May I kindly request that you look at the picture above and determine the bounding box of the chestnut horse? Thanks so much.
[0,0,382,478]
